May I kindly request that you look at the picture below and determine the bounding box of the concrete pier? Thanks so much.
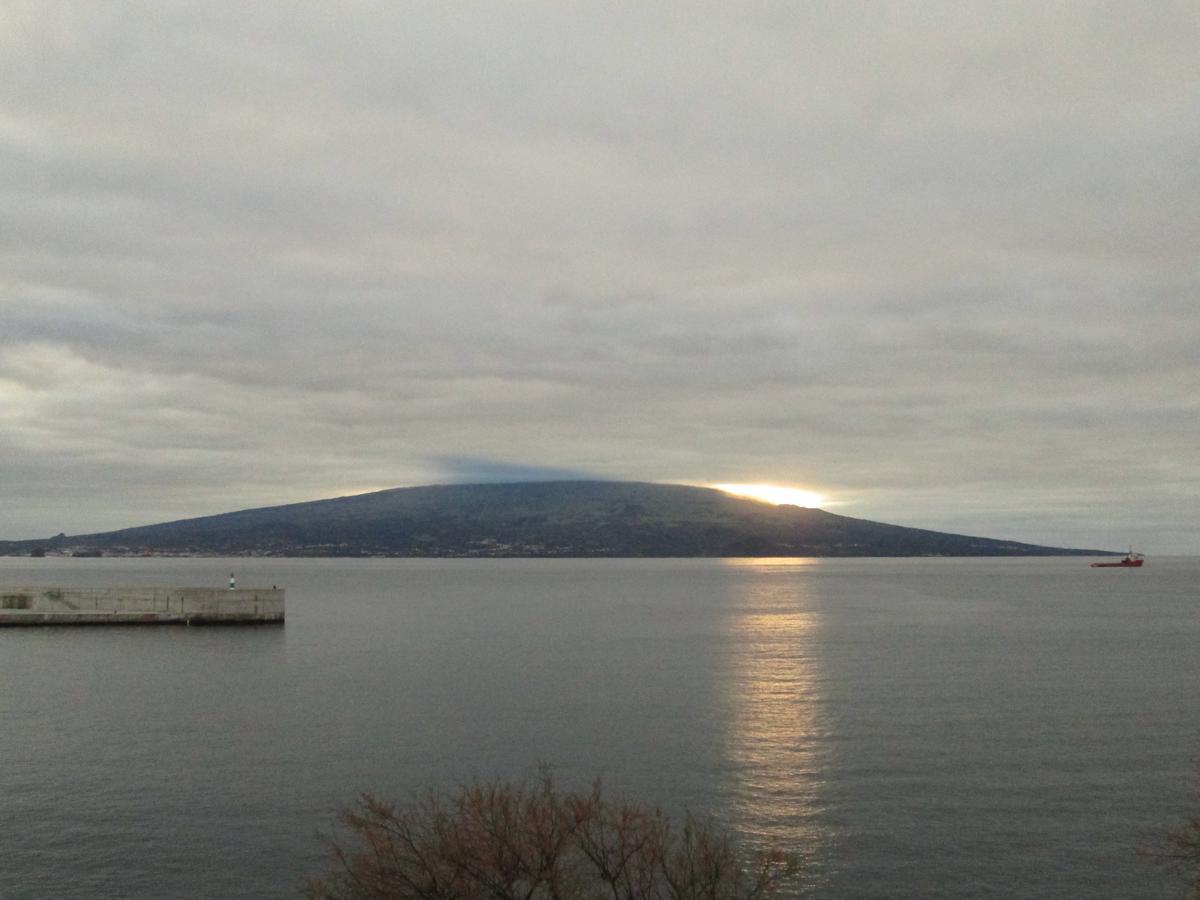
[0,587,284,626]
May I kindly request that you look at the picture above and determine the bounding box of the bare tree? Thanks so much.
[1164,819,1200,900]
[1140,764,1200,899]
[1146,810,1200,899]
[306,772,798,900]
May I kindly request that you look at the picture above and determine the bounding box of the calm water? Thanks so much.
[1,557,1197,898]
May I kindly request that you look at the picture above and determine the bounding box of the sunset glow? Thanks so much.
[712,483,825,508]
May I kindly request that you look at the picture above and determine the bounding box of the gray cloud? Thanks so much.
[2,2,1198,550]
[430,457,603,485]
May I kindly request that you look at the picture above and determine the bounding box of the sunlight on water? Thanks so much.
[721,557,824,570]
[721,570,830,883]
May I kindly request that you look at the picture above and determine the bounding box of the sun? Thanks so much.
[712,483,825,508]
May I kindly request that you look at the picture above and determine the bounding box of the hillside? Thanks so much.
[2,481,1110,558]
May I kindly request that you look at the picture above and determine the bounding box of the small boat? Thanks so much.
[1090,548,1144,568]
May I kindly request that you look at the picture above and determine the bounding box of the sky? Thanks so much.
[2,2,1198,552]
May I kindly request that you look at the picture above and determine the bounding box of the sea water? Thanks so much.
[0,556,1196,898]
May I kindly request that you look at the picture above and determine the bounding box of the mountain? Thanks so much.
[1,481,1111,558]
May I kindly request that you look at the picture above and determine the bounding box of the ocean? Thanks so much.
[1,556,1196,898]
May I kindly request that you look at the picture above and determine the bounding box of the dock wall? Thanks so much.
[0,587,285,626]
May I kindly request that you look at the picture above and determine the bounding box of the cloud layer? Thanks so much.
[3,2,1198,550]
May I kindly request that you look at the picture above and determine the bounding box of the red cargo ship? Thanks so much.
[1090,549,1144,568]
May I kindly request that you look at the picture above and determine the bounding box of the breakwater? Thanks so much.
[0,587,284,626]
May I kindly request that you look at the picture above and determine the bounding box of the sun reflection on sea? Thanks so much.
[722,557,824,570]
[719,566,830,887]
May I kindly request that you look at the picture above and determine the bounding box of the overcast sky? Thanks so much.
[2,2,1198,551]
